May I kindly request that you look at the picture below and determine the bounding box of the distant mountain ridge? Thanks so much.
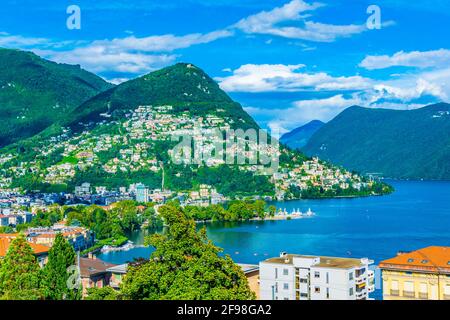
[0,48,114,147]
[280,120,324,150]
[303,103,450,180]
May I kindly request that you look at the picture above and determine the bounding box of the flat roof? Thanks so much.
[263,254,366,269]
[237,263,259,274]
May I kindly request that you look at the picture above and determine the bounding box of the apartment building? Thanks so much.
[260,252,375,300]
[379,246,450,300]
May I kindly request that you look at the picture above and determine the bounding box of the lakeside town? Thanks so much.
[1,218,448,300]
[0,180,448,301]
[0,104,386,202]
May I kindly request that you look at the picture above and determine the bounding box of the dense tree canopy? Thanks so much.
[42,234,80,300]
[0,235,43,299]
[119,205,255,300]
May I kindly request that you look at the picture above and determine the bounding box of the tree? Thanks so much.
[86,287,120,300]
[0,235,43,299]
[42,233,81,300]
[268,205,276,217]
[253,200,266,219]
[120,205,255,300]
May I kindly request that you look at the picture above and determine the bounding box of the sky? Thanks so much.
[1,0,450,133]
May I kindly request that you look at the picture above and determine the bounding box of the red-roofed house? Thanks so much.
[379,246,450,300]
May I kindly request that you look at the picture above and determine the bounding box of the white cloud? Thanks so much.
[35,48,177,74]
[107,77,131,85]
[373,79,447,101]
[98,30,233,53]
[32,29,232,74]
[216,63,372,92]
[234,0,369,42]
[360,49,450,70]
[0,32,49,47]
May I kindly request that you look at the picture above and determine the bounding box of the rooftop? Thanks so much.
[106,263,128,274]
[379,246,450,274]
[79,257,117,277]
[0,237,50,257]
[264,254,368,269]
[237,263,259,274]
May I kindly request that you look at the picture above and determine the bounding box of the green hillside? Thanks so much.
[0,62,390,199]
[303,103,450,180]
[58,62,258,134]
[0,48,114,147]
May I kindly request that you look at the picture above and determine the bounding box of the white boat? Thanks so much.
[305,208,315,216]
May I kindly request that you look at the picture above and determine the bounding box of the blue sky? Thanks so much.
[1,0,450,133]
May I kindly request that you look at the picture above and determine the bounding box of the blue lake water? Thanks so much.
[98,180,450,299]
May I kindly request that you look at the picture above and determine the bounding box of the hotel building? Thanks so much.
[379,246,450,300]
[259,252,375,300]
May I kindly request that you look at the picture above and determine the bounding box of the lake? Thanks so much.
[97,180,450,299]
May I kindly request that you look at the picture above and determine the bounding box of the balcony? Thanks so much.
[403,291,415,298]
[418,292,428,300]
[356,291,367,300]
[355,276,367,285]
[390,289,399,296]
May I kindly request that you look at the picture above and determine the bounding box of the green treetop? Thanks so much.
[119,204,255,300]
[0,234,43,300]
[42,233,81,300]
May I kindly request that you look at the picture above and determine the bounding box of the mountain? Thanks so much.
[280,120,324,150]
[303,103,450,180]
[0,62,390,199]
[0,48,113,147]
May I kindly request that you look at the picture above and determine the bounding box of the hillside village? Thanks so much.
[0,103,381,207]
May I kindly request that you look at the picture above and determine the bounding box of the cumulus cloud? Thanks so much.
[249,72,448,134]
[373,79,447,101]
[216,63,372,92]
[35,47,177,74]
[1,0,381,77]
[33,29,232,75]
[0,32,50,47]
[360,49,450,70]
[234,0,369,42]
[95,30,233,53]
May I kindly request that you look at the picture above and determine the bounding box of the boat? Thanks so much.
[101,240,136,253]
[305,208,315,216]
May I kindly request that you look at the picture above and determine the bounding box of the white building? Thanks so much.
[260,252,375,300]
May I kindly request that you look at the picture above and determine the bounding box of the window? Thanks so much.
[300,278,308,283]
[314,287,320,293]
[407,258,414,263]
[326,272,329,284]
[349,272,354,280]
[275,268,278,279]
[420,283,428,293]
[300,293,308,298]
[283,283,289,290]
[284,297,289,300]
[349,288,354,296]
[421,260,428,264]
[283,269,289,276]
[314,271,320,278]
[326,288,330,299]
